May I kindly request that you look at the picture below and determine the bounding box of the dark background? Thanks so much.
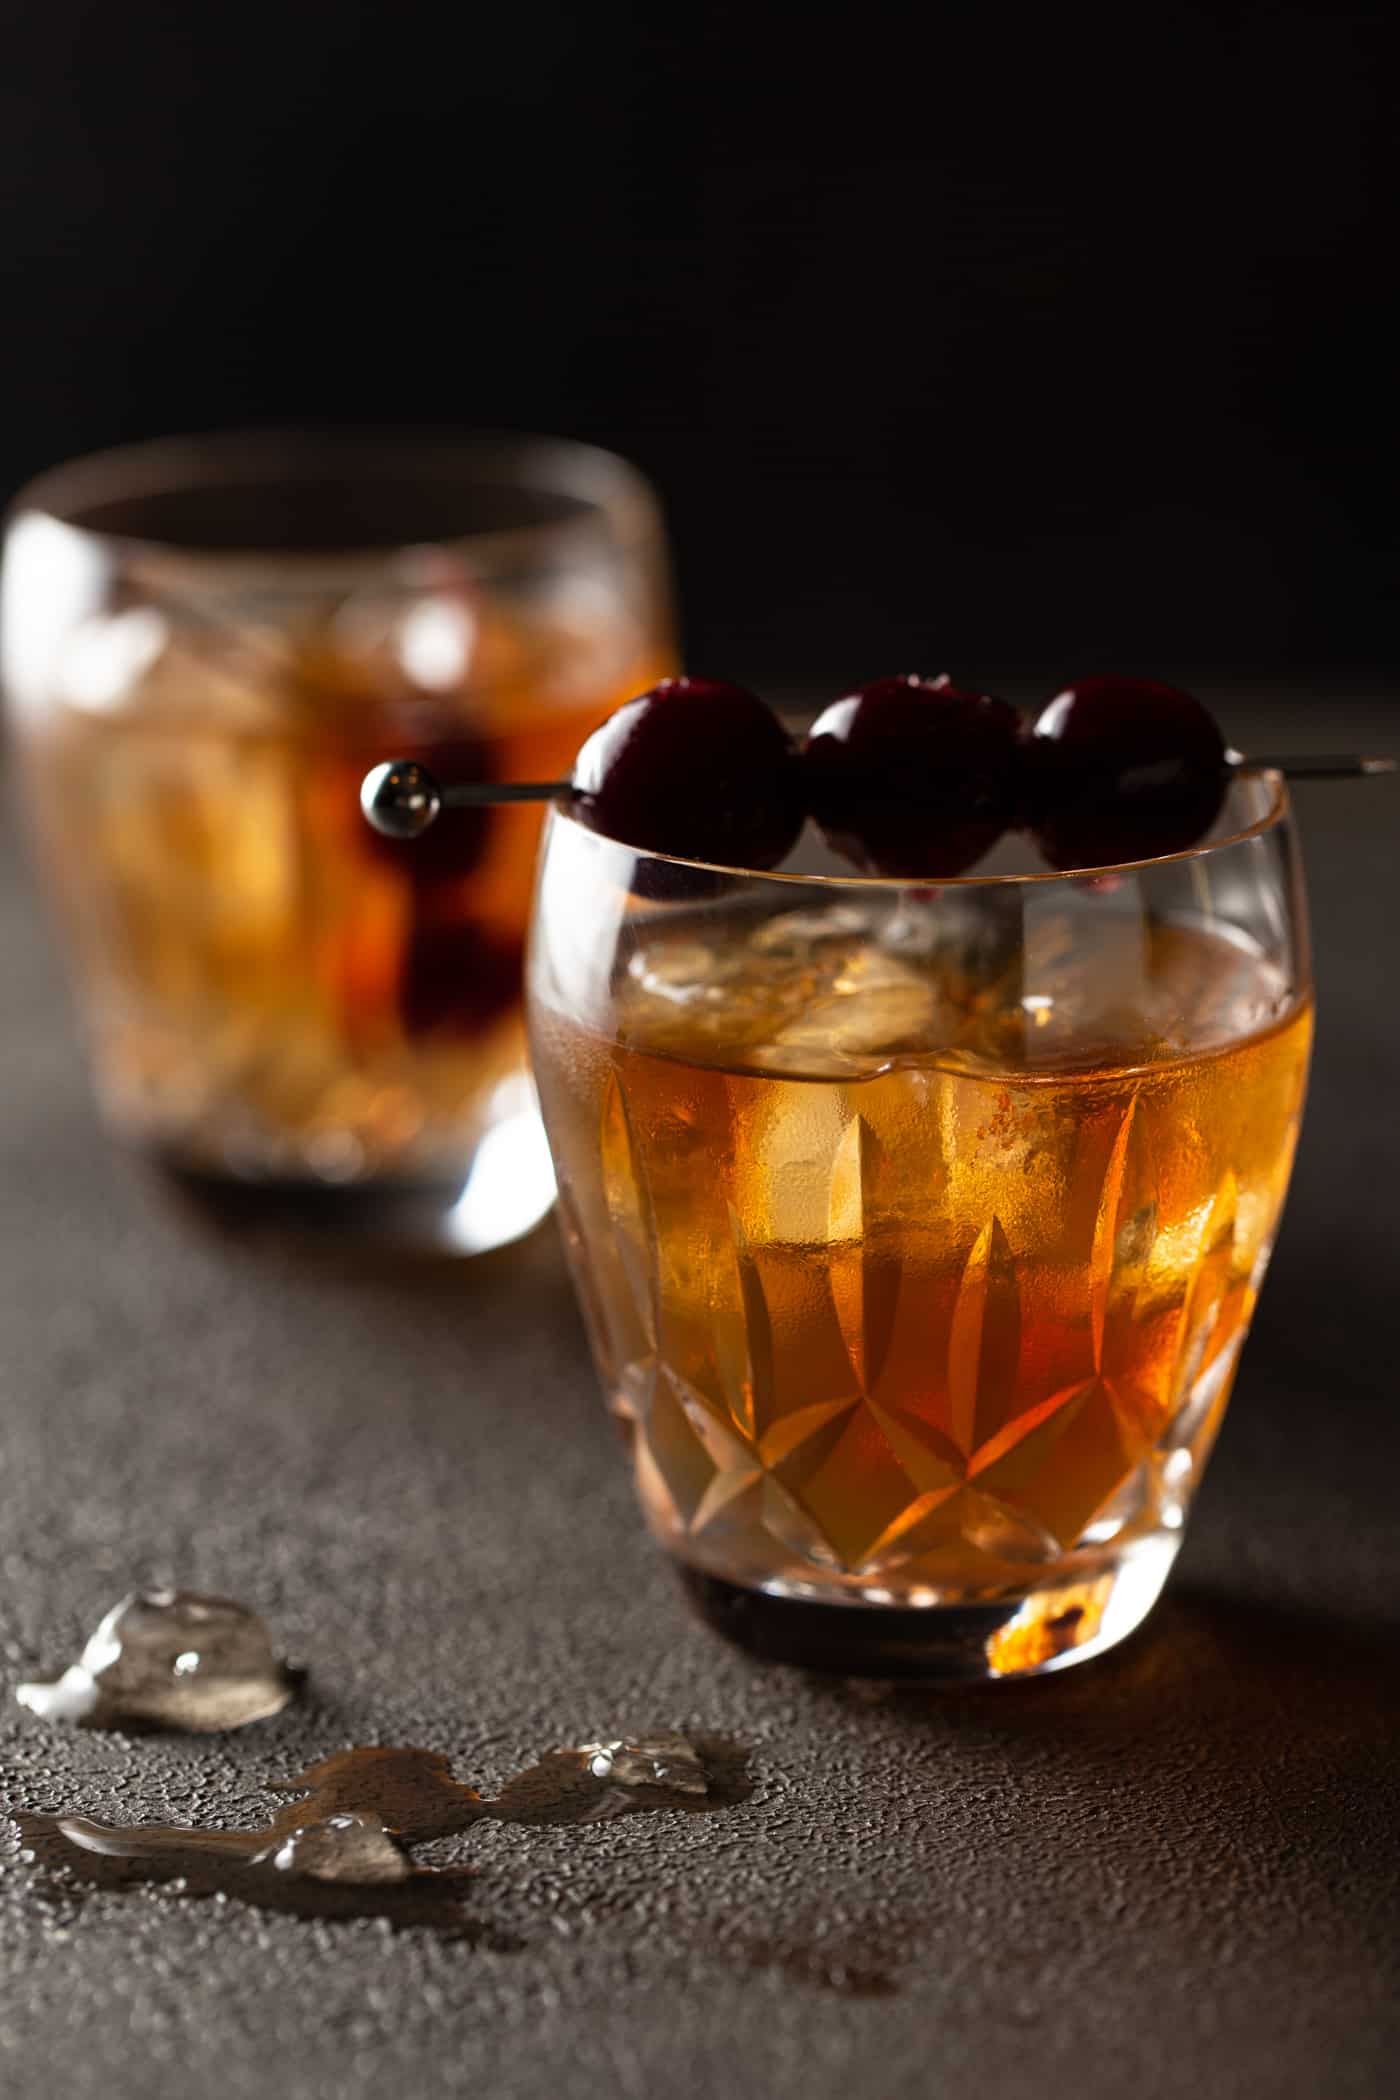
[2,0,1395,691]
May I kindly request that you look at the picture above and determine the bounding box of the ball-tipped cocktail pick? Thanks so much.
[361,759,566,839]
[361,748,1395,842]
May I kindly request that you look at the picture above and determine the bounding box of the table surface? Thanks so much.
[2,690,1397,2100]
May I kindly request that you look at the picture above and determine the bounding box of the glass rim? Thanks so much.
[4,426,664,585]
[546,770,1292,889]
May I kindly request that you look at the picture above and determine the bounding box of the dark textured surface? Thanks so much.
[2,693,1398,2100]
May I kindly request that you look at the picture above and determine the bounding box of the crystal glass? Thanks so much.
[2,431,675,1249]
[527,778,1311,1679]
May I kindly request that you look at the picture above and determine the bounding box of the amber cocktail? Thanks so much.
[528,776,1310,1678]
[2,433,674,1247]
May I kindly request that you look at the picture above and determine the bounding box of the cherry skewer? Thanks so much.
[1229,751,1396,779]
[360,761,565,838]
[360,750,1394,842]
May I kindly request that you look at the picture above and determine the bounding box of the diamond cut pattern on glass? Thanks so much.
[656,1370,762,1533]
[595,1039,1299,1586]
[863,1398,963,1494]
[947,1216,1021,1458]
[827,1116,902,1395]
[971,1375,1144,1547]
[1089,1098,1137,1370]
[599,1070,657,1368]
[769,1400,928,1571]
[736,1236,860,1440]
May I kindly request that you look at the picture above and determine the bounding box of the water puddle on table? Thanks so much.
[13,1733,747,1936]
[12,1590,754,1942]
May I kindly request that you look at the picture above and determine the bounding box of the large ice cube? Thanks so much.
[750,946,945,1077]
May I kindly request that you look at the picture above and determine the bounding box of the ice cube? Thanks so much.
[750,904,872,957]
[627,942,727,1005]
[751,946,944,1077]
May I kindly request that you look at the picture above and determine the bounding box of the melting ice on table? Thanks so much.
[15,1588,296,1731]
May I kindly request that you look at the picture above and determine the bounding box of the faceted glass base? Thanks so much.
[676,1530,1180,1683]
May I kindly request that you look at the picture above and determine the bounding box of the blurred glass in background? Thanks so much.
[2,430,676,1249]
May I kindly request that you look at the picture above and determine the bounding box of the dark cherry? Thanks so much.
[399,921,523,1040]
[1026,675,1228,870]
[364,732,493,886]
[570,677,805,870]
[802,674,1022,877]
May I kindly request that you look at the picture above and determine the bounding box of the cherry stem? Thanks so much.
[1230,751,1395,780]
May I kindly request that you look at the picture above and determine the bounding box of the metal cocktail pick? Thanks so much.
[360,751,1395,840]
[360,760,568,838]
